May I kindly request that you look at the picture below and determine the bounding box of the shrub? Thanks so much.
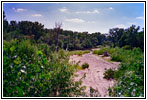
[84,50,90,54]
[69,50,90,56]
[122,45,132,50]
[37,43,52,58]
[92,50,99,54]
[92,49,104,55]
[103,68,115,80]
[3,39,85,97]
[107,47,144,97]
[111,54,122,62]
[108,47,119,54]
[81,63,89,69]
[90,87,101,97]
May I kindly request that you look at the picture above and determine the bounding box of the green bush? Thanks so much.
[81,63,89,69]
[122,45,132,50]
[90,87,101,97]
[69,50,90,56]
[107,47,144,97]
[92,49,104,55]
[84,50,90,54]
[92,50,99,54]
[110,61,144,97]
[98,47,144,97]
[103,68,115,80]
[92,47,113,55]
[37,43,52,58]
[111,54,122,62]
[3,39,85,97]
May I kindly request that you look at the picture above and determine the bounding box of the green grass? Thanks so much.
[92,49,104,55]
[68,50,90,56]
[92,46,112,55]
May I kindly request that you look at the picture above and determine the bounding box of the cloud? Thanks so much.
[87,21,96,24]
[76,9,99,14]
[109,7,113,10]
[93,10,99,14]
[65,18,85,23]
[12,8,27,12]
[32,14,42,17]
[136,16,144,19]
[114,24,126,28]
[59,7,68,13]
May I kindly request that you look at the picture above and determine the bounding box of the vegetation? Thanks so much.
[99,47,144,97]
[3,39,86,97]
[3,11,144,97]
[108,27,144,51]
[103,68,115,80]
[93,49,104,55]
[81,63,89,69]
[68,50,90,56]
[90,87,101,97]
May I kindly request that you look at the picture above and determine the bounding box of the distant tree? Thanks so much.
[125,25,140,48]
[10,21,18,31]
[18,21,44,40]
[54,22,62,52]
[3,11,10,40]
[108,25,144,51]
[137,28,144,51]
[3,11,9,33]
[108,28,124,47]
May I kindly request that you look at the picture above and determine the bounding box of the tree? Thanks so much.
[3,11,9,33]
[18,21,45,40]
[10,21,18,31]
[108,28,124,47]
[108,25,144,50]
[54,22,62,52]
[125,25,140,48]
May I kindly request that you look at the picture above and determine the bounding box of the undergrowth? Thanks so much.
[99,46,144,97]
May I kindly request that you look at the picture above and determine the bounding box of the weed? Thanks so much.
[81,63,89,69]
[103,68,115,80]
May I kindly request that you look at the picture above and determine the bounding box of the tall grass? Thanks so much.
[68,50,90,56]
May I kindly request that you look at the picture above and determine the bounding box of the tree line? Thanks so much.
[3,12,144,51]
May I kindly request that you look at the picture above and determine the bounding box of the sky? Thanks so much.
[3,3,144,34]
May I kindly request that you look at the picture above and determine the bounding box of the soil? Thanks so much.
[69,51,120,97]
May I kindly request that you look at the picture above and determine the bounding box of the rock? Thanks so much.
[103,52,109,57]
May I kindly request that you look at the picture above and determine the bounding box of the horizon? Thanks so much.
[3,2,144,34]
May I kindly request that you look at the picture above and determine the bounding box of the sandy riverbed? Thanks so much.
[69,52,120,97]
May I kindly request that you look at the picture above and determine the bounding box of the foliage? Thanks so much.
[81,63,89,69]
[109,60,144,97]
[68,50,90,56]
[3,12,144,51]
[37,43,52,58]
[90,87,101,97]
[3,12,144,97]
[108,25,144,51]
[111,53,123,62]
[92,49,104,55]
[3,13,107,51]
[122,45,132,50]
[3,39,85,97]
[103,68,115,80]
[101,47,144,97]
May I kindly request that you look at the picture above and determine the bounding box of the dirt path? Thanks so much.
[69,52,120,97]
